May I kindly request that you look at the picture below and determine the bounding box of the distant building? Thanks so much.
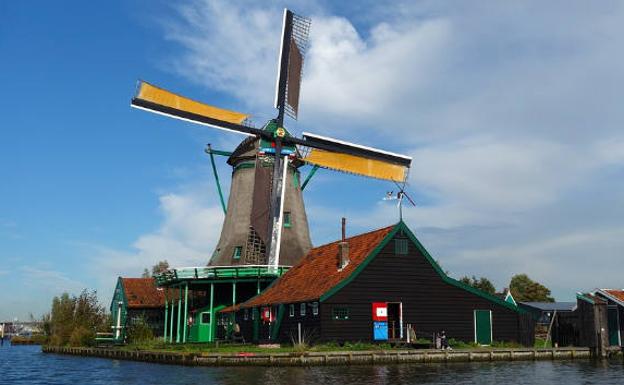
[593,289,624,347]
[224,222,535,346]
[110,277,169,342]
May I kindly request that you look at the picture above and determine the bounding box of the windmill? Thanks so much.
[131,9,412,270]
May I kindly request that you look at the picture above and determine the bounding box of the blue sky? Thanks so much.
[1,1,624,321]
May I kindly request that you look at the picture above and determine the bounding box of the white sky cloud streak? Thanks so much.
[82,0,624,303]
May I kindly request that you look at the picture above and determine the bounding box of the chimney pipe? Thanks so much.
[338,218,349,269]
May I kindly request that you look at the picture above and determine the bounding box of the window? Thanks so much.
[289,304,295,317]
[332,307,349,320]
[244,309,249,321]
[300,303,306,316]
[395,239,408,255]
[252,308,256,320]
[284,212,292,228]
[312,302,319,316]
[233,246,242,260]
[201,312,211,324]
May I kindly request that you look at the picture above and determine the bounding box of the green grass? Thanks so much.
[534,337,552,348]
[10,335,48,345]
[119,338,539,354]
[120,340,414,354]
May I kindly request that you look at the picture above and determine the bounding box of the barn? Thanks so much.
[110,277,169,342]
[224,221,534,346]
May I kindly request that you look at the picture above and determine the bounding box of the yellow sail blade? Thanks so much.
[135,81,249,125]
[302,148,408,182]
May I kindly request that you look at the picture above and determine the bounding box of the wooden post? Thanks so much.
[163,294,168,341]
[176,288,182,343]
[183,283,189,343]
[209,283,214,342]
[298,322,302,345]
[169,299,175,343]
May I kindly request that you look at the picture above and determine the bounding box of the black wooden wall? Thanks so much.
[320,230,529,345]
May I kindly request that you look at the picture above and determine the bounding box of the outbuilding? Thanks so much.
[225,221,534,346]
[110,277,169,342]
[593,289,624,347]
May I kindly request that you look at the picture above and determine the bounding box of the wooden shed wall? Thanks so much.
[320,230,528,345]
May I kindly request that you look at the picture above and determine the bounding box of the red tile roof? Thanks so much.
[603,289,624,304]
[239,224,396,308]
[121,278,167,308]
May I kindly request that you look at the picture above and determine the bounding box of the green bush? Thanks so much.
[43,290,109,347]
[126,316,154,344]
[69,326,95,347]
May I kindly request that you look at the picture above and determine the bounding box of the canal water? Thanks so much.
[1,343,623,385]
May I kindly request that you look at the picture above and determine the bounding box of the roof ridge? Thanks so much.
[311,222,397,249]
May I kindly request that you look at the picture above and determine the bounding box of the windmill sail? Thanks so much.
[274,9,311,122]
[299,132,412,182]
[131,81,254,135]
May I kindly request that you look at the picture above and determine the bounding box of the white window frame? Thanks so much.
[289,304,295,317]
[300,303,306,317]
[312,302,319,316]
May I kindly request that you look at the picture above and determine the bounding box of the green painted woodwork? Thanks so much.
[394,238,408,254]
[300,164,320,191]
[576,293,595,304]
[283,212,291,228]
[176,290,182,343]
[475,310,492,345]
[188,304,226,343]
[252,308,259,341]
[233,246,242,260]
[206,148,233,157]
[169,299,175,343]
[270,305,286,340]
[320,222,524,314]
[163,297,168,340]
[293,171,300,188]
[155,265,289,286]
[183,284,189,343]
[209,283,214,342]
[233,162,256,171]
[207,145,228,214]
[110,278,128,343]
[608,307,620,346]
[259,121,296,152]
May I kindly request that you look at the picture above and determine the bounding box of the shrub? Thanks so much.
[69,326,95,347]
[126,316,154,344]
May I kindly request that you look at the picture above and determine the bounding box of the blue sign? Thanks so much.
[373,321,388,341]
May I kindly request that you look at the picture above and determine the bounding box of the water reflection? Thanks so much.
[1,344,623,385]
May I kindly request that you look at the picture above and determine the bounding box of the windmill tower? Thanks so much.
[209,125,312,267]
[131,9,412,270]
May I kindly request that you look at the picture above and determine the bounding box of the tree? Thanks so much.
[151,260,169,276]
[510,274,554,302]
[459,275,496,295]
[46,290,109,346]
[142,260,169,277]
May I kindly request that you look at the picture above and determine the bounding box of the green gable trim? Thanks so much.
[576,293,595,305]
[320,225,401,302]
[320,222,524,314]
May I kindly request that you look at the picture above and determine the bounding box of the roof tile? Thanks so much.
[121,278,167,308]
[240,224,396,308]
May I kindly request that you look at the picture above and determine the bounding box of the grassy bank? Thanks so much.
[10,335,48,345]
[117,339,542,355]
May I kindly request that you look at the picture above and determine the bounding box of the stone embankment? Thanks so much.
[42,346,608,367]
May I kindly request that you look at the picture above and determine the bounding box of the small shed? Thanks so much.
[110,277,169,342]
[594,289,624,347]
[224,221,534,346]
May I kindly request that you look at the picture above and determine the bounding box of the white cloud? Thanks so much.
[137,0,624,301]
[85,184,224,304]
